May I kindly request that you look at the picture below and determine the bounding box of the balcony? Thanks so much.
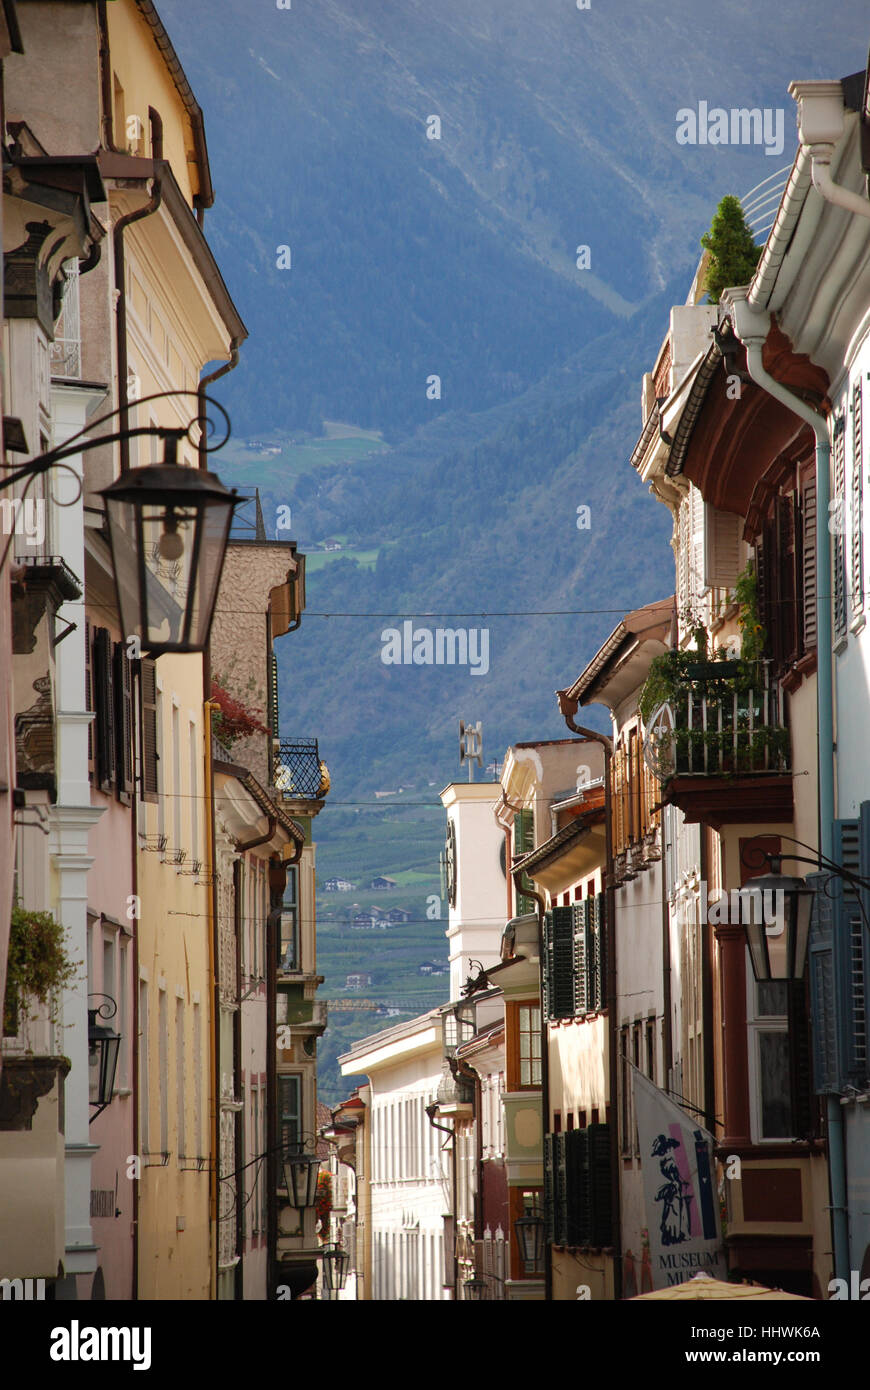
[643,662,792,828]
[273,738,329,802]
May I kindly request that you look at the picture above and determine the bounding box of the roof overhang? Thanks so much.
[560,598,674,710]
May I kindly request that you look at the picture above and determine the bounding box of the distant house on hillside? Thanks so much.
[369,875,397,891]
[418,960,448,976]
[324,877,356,892]
[345,973,372,991]
[351,911,386,931]
[386,908,410,923]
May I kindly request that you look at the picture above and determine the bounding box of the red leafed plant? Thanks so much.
[210,680,269,751]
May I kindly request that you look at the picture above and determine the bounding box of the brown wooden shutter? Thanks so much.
[802,476,817,652]
[778,494,797,665]
[833,416,847,639]
[92,627,116,792]
[114,642,134,800]
[85,617,94,776]
[852,380,864,616]
[140,657,159,803]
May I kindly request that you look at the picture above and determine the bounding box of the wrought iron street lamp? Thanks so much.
[282,1145,321,1209]
[99,441,237,656]
[1,389,238,657]
[88,994,121,1120]
[320,1244,349,1294]
[462,1275,488,1301]
[515,1212,546,1267]
[740,840,844,983]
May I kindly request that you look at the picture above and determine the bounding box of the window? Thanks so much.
[118,938,130,1090]
[176,997,185,1158]
[193,1001,202,1158]
[158,985,168,1154]
[620,1024,633,1157]
[748,976,791,1140]
[171,704,181,857]
[645,1017,656,1084]
[188,721,198,863]
[139,979,149,1152]
[514,1003,541,1087]
[279,867,298,971]
[278,1074,301,1163]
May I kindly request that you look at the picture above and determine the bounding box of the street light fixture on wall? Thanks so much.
[514,1212,546,1268]
[740,838,852,983]
[87,994,121,1121]
[282,1141,321,1210]
[1,388,238,657]
[320,1244,349,1295]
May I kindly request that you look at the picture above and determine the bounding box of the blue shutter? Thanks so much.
[836,818,869,1087]
[809,814,870,1092]
[808,869,839,1093]
[593,892,608,1012]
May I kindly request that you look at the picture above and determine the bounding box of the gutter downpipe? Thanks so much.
[555,703,621,1299]
[204,700,221,1298]
[510,865,551,1301]
[199,344,241,469]
[726,283,847,1282]
[426,1103,457,1298]
[113,174,164,473]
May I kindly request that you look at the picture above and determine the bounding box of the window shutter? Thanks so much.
[565,1127,589,1246]
[547,906,574,1020]
[852,380,864,615]
[513,809,536,916]
[84,618,94,775]
[802,476,817,651]
[593,892,607,1012]
[778,494,797,663]
[543,1134,556,1247]
[554,1133,568,1246]
[140,658,159,803]
[268,650,280,738]
[703,502,742,590]
[689,485,706,609]
[678,497,689,617]
[572,900,589,1016]
[587,1123,612,1246]
[92,627,116,792]
[114,642,134,799]
[838,816,869,1087]
[809,818,870,1093]
[808,869,839,1093]
[833,416,847,640]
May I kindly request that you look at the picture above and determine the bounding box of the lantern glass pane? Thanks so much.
[188,499,235,650]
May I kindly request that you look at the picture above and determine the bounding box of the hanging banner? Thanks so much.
[631,1065,726,1289]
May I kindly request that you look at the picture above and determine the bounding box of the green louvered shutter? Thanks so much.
[513,809,536,915]
[572,901,590,1017]
[543,1133,556,1247]
[566,1127,590,1246]
[548,906,575,1020]
[554,1133,568,1246]
[587,1123,613,1247]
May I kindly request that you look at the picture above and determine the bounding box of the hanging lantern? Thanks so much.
[99,448,238,656]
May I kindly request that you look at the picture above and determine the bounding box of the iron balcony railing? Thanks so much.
[644,664,790,781]
[274,737,326,799]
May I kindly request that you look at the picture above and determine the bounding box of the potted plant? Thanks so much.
[3,904,78,1037]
